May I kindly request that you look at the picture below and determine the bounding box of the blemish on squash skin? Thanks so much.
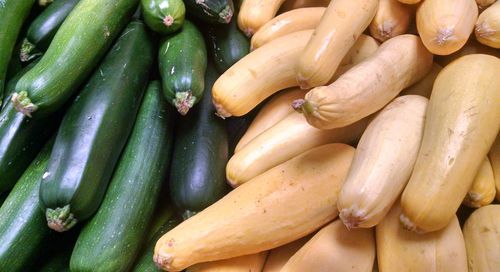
[168,238,175,247]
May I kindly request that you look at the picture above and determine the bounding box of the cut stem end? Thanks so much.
[173,91,196,115]
[46,205,78,232]
[11,91,38,118]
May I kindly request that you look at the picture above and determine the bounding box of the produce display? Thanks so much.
[0,0,498,271]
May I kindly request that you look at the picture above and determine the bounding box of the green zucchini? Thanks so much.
[2,59,40,109]
[204,16,249,73]
[70,81,174,272]
[20,0,81,62]
[184,0,234,24]
[39,21,154,232]
[141,0,185,34]
[37,227,80,272]
[0,140,54,272]
[0,0,36,105]
[169,63,230,215]
[159,20,207,115]
[10,0,138,118]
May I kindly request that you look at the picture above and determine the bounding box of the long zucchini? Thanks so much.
[10,0,138,118]
[20,0,81,62]
[0,0,36,105]
[39,21,154,232]
[184,0,234,24]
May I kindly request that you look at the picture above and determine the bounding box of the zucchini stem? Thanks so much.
[20,39,42,63]
[173,91,196,115]
[38,0,53,6]
[163,15,174,27]
[218,5,233,24]
[11,91,38,118]
[46,205,78,232]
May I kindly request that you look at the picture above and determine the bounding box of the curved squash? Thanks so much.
[475,1,500,49]
[369,0,412,42]
[400,62,442,98]
[238,0,287,37]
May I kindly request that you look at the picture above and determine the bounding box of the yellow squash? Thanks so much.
[369,0,413,42]
[227,112,368,187]
[435,39,500,67]
[463,205,500,272]
[296,0,378,89]
[400,62,442,98]
[281,220,375,272]
[463,157,496,208]
[154,144,355,271]
[489,134,500,201]
[279,0,330,12]
[376,203,468,272]
[416,0,478,55]
[400,54,500,233]
[261,236,310,272]
[250,7,325,50]
[295,34,433,130]
[338,95,428,229]
[238,0,287,37]
[186,252,268,272]
[475,0,500,49]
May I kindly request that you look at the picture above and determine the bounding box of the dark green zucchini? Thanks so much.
[159,20,207,115]
[37,226,81,272]
[204,16,249,73]
[184,0,234,24]
[0,140,53,272]
[0,0,36,105]
[70,81,174,272]
[141,0,185,34]
[10,0,138,118]
[39,21,154,232]
[169,63,230,216]
[20,0,81,62]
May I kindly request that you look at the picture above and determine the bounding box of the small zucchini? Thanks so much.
[141,0,185,34]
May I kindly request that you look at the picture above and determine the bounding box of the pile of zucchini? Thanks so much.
[0,0,248,270]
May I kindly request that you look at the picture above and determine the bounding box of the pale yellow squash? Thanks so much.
[154,144,355,271]
[463,157,496,208]
[279,0,330,12]
[295,34,433,130]
[475,0,500,49]
[489,134,500,201]
[296,0,378,88]
[369,0,413,42]
[400,54,500,233]
[186,252,268,272]
[435,39,500,67]
[238,0,287,37]
[476,0,496,9]
[281,220,375,272]
[261,236,310,272]
[400,62,442,98]
[338,95,428,229]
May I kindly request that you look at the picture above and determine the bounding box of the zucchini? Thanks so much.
[38,228,80,272]
[204,16,250,73]
[70,81,175,272]
[159,20,207,115]
[0,0,36,105]
[169,64,230,216]
[20,0,81,62]
[10,0,138,118]
[141,0,185,34]
[184,0,234,24]
[2,59,40,109]
[0,140,53,272]
[39,21,154,232]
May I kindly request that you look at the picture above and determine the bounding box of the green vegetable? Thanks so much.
[2,58,40,109]
[141,0,185,34]
[184,0,234,24]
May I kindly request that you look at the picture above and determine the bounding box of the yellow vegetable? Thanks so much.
[369,0,412,42]
[296,0,378,89]
[475,1,500,49]
[338,95,428,229]
[400,54,500,233]
[476,0,496,9]
[154,144,355,271]
[281,220,375,272]
[463,205,500,272]
[279,0,330,12]
[416,0,478,55]
[294,34,433,130]
[489,134,500,201]
[227,112,368,187]
[238,0,287,37]
[463,157,496,208]
[400,63,442,98]
[435,39,500,67]
[250,7,325,50]
[376,202,468,272]
[262,236,310,272]
[186,252,268,272]
[397,0,421,4]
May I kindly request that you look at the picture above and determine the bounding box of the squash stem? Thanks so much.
[46,205,78,232]
[218,5,233,24]
[399,213,424,234]
[38,0,53,6]
[292,99,314,115]
[20,39,41,63]
[173,91,196,115]
[11,91,38,118]
[339,208,366,230]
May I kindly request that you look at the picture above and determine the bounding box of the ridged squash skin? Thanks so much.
[338,95,428,229]
[154,144,355,271]
[262,236,310,272]
[296,0,378,89]
[369,0,412,42]
[463,157,496,208]
[400,54,500,233]
[463,205,500,272]
[296,34,433,130]
[416,0,478,55]
[400,63,442,98]
[186,252,268,272]
[250,7,325,50]
[281,220,375,272]
[475,1,500,49]
[279,0,330,11]
[227,112,368,187]
[489,135,500,201]
[376,203,468,272]
[237,0,287,36]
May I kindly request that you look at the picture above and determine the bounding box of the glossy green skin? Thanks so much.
[184,0,234,24]
[0,141,53,272]
[70,81,174,272]
[169,64,230,213]
[0,0,36,104]
[2,59,39,109]
[13,0,139,118]
[205,17,249,73]
[39,21,154,227]
[159,20,207,115]
[141,0,185,34]
[132,216,181,272]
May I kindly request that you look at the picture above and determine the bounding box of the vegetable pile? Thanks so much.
[0,0,499,271]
